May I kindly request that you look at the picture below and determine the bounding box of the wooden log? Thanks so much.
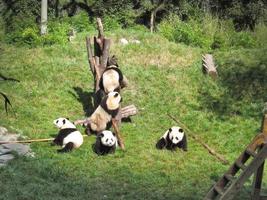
[202,54,218,79]
[121,105,138,118]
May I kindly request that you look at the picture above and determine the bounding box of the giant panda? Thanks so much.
[79,91,122,135]
[99,65,127,94]
[53,117,83,153]
[156,126,187,151]
[93,130,118,155]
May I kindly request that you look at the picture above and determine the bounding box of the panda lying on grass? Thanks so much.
[53,117,83,153]
[156,126,187,151]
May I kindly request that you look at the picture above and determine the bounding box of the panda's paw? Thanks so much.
[51,142,56,146]
[156,138,166,149]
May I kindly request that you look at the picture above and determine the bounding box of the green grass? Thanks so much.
[0,27,267,200]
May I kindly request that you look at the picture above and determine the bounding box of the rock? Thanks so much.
[0,127,8,135]
[131,39,141,44]
[0,146,12,155]
[0,154,15,164]
[2,143,30,156]
[0,134,19,142]
[120,38,129,45]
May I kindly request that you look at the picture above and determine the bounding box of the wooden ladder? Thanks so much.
[204,115,267,200]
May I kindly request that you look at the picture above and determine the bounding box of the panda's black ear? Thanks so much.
[99,133,104,138]
[114,93,119,97]
[63,119,66,124]
[112,132,116,137]
[66,118,69,120]
[169,128,172,132]
[179,128,183,133]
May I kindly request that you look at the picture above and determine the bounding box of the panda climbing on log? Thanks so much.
[75,91,122,135]
[156,126,187,151]
[93,130,118,155]
[53,117,83,153]
[99,65,128,94]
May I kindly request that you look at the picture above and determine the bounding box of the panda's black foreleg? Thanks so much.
[156,138,167,149]
[57,142,74,153]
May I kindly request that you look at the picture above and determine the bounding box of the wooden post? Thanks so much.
[40,0,48,35]
[202,54,218,79]
[251,114,267,199]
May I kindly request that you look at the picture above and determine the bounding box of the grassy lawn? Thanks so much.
[0,28,266,200]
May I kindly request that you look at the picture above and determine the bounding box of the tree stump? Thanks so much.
[202,54,218,79]
[77,18,138,150]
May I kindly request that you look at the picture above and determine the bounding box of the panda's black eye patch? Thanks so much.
[179,128,183,133]
[63,119,65,124]
[106,139,108,142]
[114,93,119,97]
[176,137,179,140]
[56,120,59,124]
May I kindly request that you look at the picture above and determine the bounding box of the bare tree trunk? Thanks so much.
[41,0,48,35]
[150,11,155,33]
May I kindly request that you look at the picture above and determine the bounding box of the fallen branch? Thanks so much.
[0,135,88,144]
[167,114,229,165]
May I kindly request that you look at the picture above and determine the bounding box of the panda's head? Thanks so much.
[106,91,122,110]
[53,117,76,129]
[168,126,184,144]
[100,130,117,147]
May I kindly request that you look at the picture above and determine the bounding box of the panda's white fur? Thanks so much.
[156,126,187,151]
[93,130,118,155]
[100,65,124,94]
[85,91,122,134]
[53,117,83,152]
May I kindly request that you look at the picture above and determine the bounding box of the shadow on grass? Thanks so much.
[0,157,189,200]
[69,87,95,117]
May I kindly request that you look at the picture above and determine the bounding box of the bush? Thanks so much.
[158,15,212,49]
[158,14,260,50]
[231,31,256,48]
[67,12,94,32]
[102,15,121,31]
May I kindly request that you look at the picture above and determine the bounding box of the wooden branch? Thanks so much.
[112,118,125,150]
[96,17,104,38]
[168,114,229,165]
[100,39,111,70]
[0,135,88,144]
[202,54,218,79]
[86,37,95,75]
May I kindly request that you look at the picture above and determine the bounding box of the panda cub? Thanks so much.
[80,91,122,135]
[156,126,187,151]
[53,117,83,153]
[93,130,118,155]
[99,65,126,94]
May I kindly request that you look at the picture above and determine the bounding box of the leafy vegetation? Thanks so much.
[1,24,267,199]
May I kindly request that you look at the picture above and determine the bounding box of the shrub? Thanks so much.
[68,12,94,32]
[231,31,256,48]
[102,15,121,31]
[158,15,212,49]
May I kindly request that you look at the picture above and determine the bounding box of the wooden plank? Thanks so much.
[219,144,267,200]
[251,154,265,200]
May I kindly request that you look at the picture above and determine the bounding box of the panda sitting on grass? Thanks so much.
[53,117,83,153]
[156,126,187,151]
[93,130,118,155]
